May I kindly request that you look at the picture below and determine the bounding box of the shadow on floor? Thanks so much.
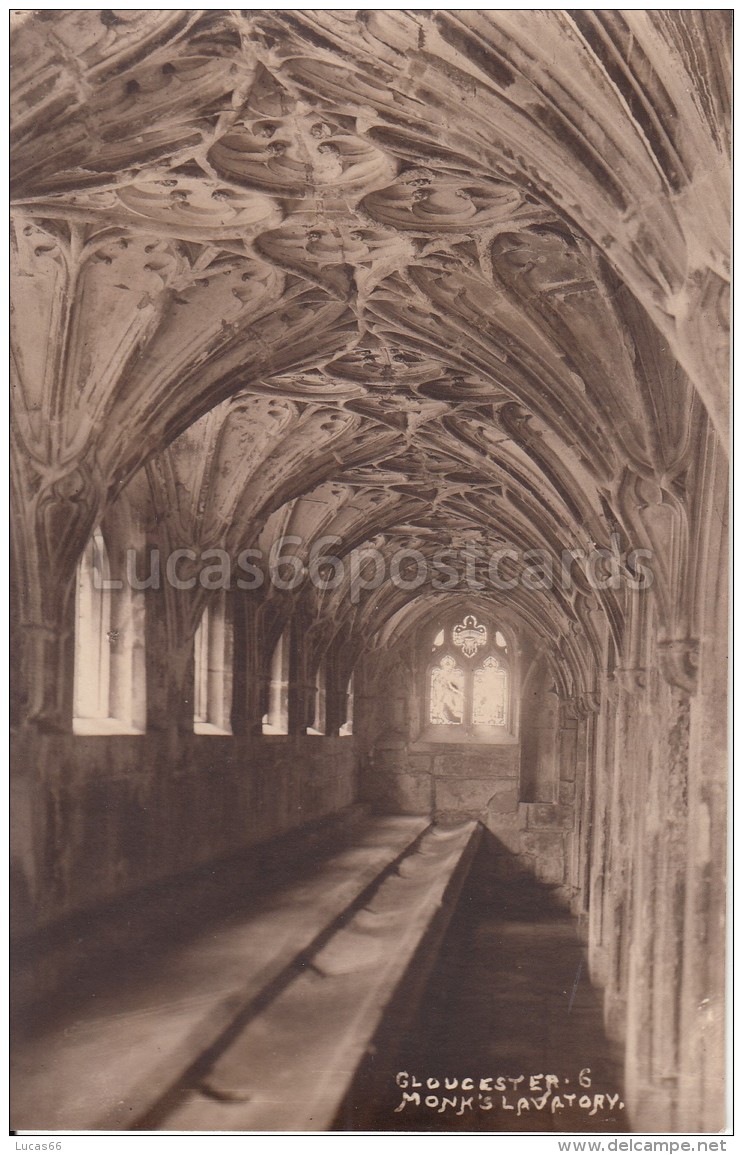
[12,804,375,1037]
[335,833,628,1133]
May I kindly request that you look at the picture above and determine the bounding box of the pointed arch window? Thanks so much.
[193,592,233,735]
[339,672,354,737]
[262,627,289,734]
[74,529,111,724]
[73,526,145,734]
[308,658,327,735]
[424,612,514,741]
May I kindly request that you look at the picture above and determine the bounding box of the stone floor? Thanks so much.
[13,824,629,1135]
[11,812,433,1131]
[336,853,628,1133]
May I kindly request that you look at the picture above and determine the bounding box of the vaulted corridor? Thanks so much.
[10,9,729,1137]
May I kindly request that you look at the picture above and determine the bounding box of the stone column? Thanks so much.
[680,635,726,1130]
[602,665,649,1044]
[324,655,351,738]
[624,650,695,1131]
[11,466,100,732]
[675,434,728,1133]
[566,699,598,922]
[144,572,199,735]
[586,670,617,988]
[287,618,314,735]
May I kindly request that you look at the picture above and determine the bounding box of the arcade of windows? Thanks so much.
[72,528,353,737]
[73,535,501,744]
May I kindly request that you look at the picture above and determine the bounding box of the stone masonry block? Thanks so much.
[485,779,520,814]
[558,781,576,806]
[379,770,432,814]
[520,829,564,857]
[408,753,435,774]
[432,747,518,779]
[434,777,499,815]
[526,803,574,830]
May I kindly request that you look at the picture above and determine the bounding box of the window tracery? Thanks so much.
[424,613,514,740]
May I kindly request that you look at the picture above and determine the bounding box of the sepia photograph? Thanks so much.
[9,7,730,1142]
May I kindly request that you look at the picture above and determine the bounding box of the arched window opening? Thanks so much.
[472,655,508,725]
[74,529,110,724]
[262,627,289,734]
[339,673,354,737]
[193,608,210,727]
[423,612,515,742]
[73,527,145,735]
[193,592,233,735]
[308,659,327,735]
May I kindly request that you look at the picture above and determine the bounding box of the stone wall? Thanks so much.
[356,627,578,895]
[363,737,574,891]
[366,739,518,817]
[11,732,357,939]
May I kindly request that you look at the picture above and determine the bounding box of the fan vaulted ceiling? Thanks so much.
[10,8,730,661]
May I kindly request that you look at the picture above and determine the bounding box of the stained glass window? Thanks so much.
[427,616,511,732]
[472,655,507,726]
[429,654,465,724]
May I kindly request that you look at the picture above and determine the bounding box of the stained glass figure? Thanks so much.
[472,655,507,726]
[430,654,465,724]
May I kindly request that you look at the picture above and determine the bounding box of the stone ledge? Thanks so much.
[10,814,432,1131]
[159,822,482,1132]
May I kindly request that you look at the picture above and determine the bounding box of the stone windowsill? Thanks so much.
[193,722,233,737]
[409,735,519,751]
[73,717,145,737]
